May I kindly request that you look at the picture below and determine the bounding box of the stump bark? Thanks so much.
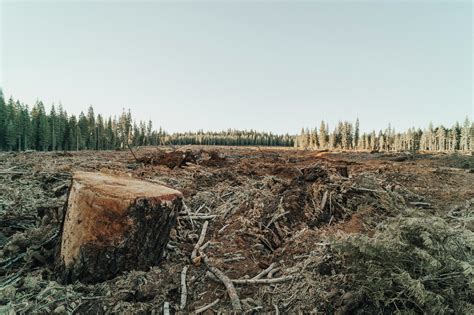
[56,171,182,284]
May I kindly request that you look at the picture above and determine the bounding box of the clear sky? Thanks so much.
[1,0,472,134]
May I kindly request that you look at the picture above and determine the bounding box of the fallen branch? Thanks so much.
[180,266,188,310]
[267,267,281,278]
[245,306,263,313]
[191,220,209,263]
[409,201,432,207]
[251,263,276,280]
[273,304,280,315]
[0,170,26,175]
[232,275,296,285]
[195,298,220,314]
[163,301,170,315]
[127,144,139,162]
[187,215,217,220]
[200,241,210,251]
[218,224,230,234]
[223,256,246,263]
[182,200,195,230]
[207,270,296,285]
[201,253,242,311]
[320,190,328,210]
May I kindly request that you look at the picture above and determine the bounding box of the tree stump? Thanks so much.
[56,171,182,284]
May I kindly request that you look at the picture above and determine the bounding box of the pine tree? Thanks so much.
[57,104,68,150]
[5,120,16,150]
[436,126,446,151]
[0,89,6,149]
[31,101,49,151]
[49,104,58,150]
[78,112,89,150]
[460,117,471,151]
[86,106,96,149]
[354,118,360,150]
[318,121,327,149]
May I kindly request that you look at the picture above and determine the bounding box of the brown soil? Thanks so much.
[0,146,472,313]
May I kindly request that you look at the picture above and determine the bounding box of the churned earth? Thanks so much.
[1,147,472,313]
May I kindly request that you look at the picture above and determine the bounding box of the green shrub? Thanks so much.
[334,213,474,314]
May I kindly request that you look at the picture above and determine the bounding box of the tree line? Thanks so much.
[0,90,472,152]
[295,118,473,152]
[0,91,293,151]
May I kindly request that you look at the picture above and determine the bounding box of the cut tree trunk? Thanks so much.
[56,171,182,284]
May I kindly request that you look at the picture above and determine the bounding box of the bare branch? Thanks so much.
[179,266,188,310]
[195,298,220,314]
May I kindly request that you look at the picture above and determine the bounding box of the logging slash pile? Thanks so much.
[0,147,473,313]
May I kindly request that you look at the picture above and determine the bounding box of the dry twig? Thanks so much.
[232,275,296,285]
[180,266,188,310]
[251,263,276,280]
[195,298,220,314]
[202,253,242,311]
[191,220,209,263]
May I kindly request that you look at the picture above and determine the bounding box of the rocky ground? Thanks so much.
[0,147,473,314]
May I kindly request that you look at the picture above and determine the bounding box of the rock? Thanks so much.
[56,171,182,284]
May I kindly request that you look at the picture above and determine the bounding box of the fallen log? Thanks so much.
[56,171,182,284]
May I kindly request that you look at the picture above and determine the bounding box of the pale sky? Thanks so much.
[1,0,472,134]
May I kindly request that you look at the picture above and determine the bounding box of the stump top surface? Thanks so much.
[73,171,182,200]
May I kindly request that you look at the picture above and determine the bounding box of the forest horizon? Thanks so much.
[0,90,472,153]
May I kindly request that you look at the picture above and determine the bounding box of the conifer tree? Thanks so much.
[0,89,6,149]
[460,117,471,151]
[354,118,360,149]
[318,121,327,149]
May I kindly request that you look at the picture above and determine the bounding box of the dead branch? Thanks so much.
[232,275,296,285]
[191,220,209,263]
[201,253,242,311]
[187,215,217,220]
[180,266,188,310]
[0,170,26,175]
[127,144,139,162]
[267,267,281,278]
[195,298,220,314]
[409,201,432,207]
[251,263,276,280]
[200,241,210,251]
[273,304,280,315]
[218,224,230,234]
[163,301,170,315]
[223,256,246,263]
[207,270,296,285]
[182,200,195,230]
[320,190,328,210]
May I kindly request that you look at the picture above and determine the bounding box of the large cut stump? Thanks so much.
[57,171,182,284]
